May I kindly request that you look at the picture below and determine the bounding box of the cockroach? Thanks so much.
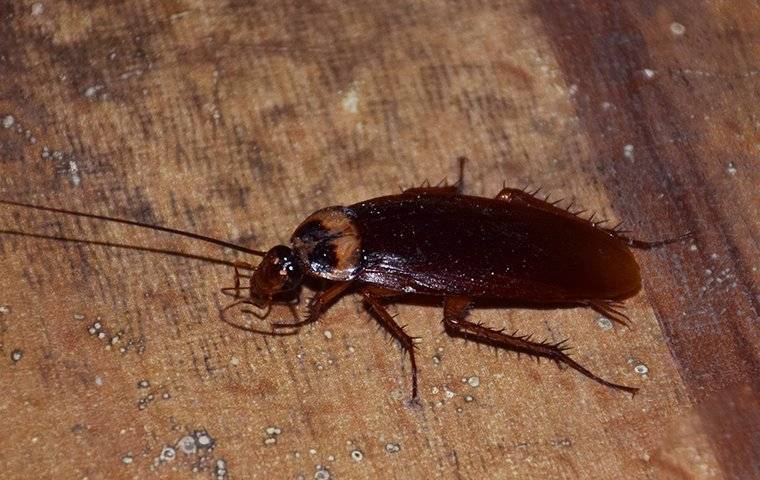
[0,159,688,401]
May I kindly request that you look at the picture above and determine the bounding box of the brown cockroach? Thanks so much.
[0,159,688,401]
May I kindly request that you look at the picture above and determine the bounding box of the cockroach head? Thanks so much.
[251,244,304,297]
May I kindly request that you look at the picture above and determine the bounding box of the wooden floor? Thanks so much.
[1,1,758,478]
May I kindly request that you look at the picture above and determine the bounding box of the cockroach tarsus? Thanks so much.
[0,158,690,402]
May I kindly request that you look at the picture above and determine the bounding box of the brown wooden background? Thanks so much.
[1,1,758,479]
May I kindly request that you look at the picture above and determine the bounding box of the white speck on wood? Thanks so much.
[68,160,81,186]
[670,22,686,36]
[342,88,359,113]
[84,84,105,99]
[623,144,635,160]
[596,317,614,331]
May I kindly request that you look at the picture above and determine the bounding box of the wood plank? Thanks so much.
[1,1,755,478]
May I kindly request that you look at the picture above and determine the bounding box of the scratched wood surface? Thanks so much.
[1,1,758,479]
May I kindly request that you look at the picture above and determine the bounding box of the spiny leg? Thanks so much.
[495,187,585,221]
[495,186,692,249]
[401,156,468,197]
[588,300,632,328]
[442,297,638,395]
[617,232,693,250]
[455,156,466,194]
[270,281,352,329]
[362,290,420,402]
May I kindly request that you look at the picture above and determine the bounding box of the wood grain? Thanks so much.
[0,1,757,478]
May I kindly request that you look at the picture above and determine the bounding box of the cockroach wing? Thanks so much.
[349,193,641,303]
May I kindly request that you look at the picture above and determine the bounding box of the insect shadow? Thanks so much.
[0,158,690,403]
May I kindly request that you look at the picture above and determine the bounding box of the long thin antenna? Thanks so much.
[0,229,238,267]
[0,199,266,257]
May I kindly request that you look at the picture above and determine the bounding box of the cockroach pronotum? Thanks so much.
[0,159,689,401]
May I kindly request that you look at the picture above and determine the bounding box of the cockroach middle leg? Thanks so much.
[441,297,638,395]
[362,290,420,402]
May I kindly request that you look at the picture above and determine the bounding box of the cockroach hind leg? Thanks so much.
[588,300,632,329]
[402,157,467,198]
[615,231,694,250]
[455,156,466,193]
[442,297,637,396]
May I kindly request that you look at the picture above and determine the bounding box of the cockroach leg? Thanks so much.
[496,187,693,252]
[286,302,301,324]
[233,260,254,288]
[220,286,247,299]
[615,231,693,250]
[494,187,570,218]
[219,299,296,336]
[221,261,255,299]
[455,156,466,194]
[270,281,352,329]
[588,300,632,328]
[242,302,272,319]
[497,187,598,225]
[362,291,420,402]
[441,297,638,396]
[402,157,467,197]
[403,185,459,196]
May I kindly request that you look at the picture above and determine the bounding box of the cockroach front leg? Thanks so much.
[362,290,420,402]
[442,297,638,395]
[219,299,298,336]
[220,261,256,299]
[270,281,352,329]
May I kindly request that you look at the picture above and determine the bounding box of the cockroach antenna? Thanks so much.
[0,228,239,267]
[0,199,266,257]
